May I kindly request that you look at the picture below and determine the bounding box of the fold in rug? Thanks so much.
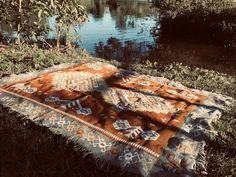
[0,62,232,177]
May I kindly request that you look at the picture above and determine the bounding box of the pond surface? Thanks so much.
[76,0,236,74]
[78,0,156,62]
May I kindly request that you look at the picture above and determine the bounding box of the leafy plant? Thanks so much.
[0,0,87,49]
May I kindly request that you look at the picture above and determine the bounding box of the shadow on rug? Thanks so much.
[0,62,233,177]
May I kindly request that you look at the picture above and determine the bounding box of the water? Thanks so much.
[1,0,236,74]
[77,0,157,62]
[78,13,156,61]
[77,0,236,74]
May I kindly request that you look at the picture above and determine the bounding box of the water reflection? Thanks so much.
[78,0,235,74]
[82,0,154,19]
[94,36,236,74]
[77,0,156,56]
[95,37,151,62]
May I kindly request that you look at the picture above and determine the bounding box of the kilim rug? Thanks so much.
[0,62,232,177]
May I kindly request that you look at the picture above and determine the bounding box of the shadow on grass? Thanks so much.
[0,106,142,177]
[206,104,236,177]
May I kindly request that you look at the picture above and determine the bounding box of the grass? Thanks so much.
[0,44,89,77]
[206,105,236,177]
[0,107,133,177]
[0,44,235,177]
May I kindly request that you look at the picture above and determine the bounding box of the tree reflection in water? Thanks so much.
[94,29,235,74]
[88,0,236,74]
[95,37,151,62]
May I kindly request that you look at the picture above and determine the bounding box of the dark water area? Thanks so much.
[0,0,235,74]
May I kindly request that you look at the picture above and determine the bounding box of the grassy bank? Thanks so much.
[0,44,235,177]
[0,44,88,77]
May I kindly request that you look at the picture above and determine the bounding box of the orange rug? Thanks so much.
[0,62,231,177]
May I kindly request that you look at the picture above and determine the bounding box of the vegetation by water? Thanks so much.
[0,0,87,48]
[152,0,236,42]
[153,0,236,16]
